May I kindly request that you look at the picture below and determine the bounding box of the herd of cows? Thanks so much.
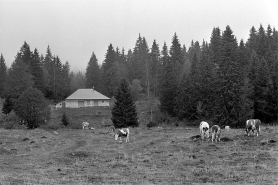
[82,118,261,143]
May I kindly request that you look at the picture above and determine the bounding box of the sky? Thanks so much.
[0,0,278,72]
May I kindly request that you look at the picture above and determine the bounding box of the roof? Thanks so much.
[66,89,110,100]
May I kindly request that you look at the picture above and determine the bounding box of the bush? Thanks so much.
[40,122,62,130]
[13,87,49,129]
[3,121,27,129]
[61,112,70,127]
[146,121,158,128]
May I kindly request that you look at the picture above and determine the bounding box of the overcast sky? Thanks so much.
[0,0,278,72]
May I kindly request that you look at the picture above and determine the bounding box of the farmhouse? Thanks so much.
[65,89,110,108]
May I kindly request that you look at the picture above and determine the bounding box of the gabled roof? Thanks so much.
[66,89,110,100]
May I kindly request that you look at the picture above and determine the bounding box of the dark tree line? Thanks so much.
[1,24,277,127]
[85,24,278,126]
[0,42,72,113]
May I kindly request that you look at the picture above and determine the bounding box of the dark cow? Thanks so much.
[246,119,261,136]
[211,125,221,142]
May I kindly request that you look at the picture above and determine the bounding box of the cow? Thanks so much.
[225,126,230,131]
[82,122,89,129]
[211,125,221,142]
[114,128,130,143]
[199,121,210,140]
[246,119,261,136]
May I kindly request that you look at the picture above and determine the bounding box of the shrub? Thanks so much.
[146,121,158,128]
[61,112,70,127]
[13,87,49,129]
[2,121,27,130]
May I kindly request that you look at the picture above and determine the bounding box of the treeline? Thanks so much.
[84,24,278,126]
[1,24,278,127]
[0,43,72,103]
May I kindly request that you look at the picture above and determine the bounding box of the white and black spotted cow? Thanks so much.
[82,122,89,129]
[246,119,261,136]
[211,125,221,142]
[114,128,130,143]
[199,121,210,140]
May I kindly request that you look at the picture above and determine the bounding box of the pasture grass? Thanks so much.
[1,125,277,184]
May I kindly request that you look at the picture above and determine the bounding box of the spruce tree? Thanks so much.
[210,27,222,66]
[85,52,101,90]
[102,44,116,97]
[2,96,13,116]
[0,54,7,97]
[31,48,45,93]
[255,58,272,122]
[5,54,34,102]
[214,26,244,127]
[111,79,138,128]
[159,42,178,117]
[13,87,49,129]
[149,40,160,97]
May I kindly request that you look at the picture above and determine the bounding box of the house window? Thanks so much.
[85,101,91,105]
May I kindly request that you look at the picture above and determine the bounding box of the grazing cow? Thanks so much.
[199,121,210,140]
[82,122,89,129]
[109,125,116,133]
[114,128,130,143]
[225,126,230,131]
[211,125,221,142]
[246,119,261,136]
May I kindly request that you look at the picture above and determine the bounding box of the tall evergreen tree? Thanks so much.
[214,26,244,127]
[159,41,178,116]
[111,79,138,128]
[149,40,160,97]
[0,54,7,97]
[31,48,45,93]
[61,61,71,98]
[5,53,34,103]
[85,52,101,90]
[13,87,49,129]
[255,57,272,122]
[210,27,222,66]
[19,41,32,67]
[246,26,258,56]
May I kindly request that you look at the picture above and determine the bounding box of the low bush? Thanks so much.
[2,121,27,130]
[146,121,158,128]
[40,121,62,130]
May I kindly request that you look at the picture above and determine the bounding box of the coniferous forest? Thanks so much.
[1,24,278,127]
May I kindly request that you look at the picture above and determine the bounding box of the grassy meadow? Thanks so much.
[0,98,277,184]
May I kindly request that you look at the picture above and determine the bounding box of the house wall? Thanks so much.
[98,100,110,106]
[65,99,110,108]
[65,100,79,108]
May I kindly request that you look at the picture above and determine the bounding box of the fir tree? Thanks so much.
[61,112,70,127]
[5,54,34,102]
[214,26,244,127]
[0,54,7,97]
[149,40,160,97]
[159,42,178,116]
[111,79,138,128]
[255,57,272,122]
[31,48,45,93]
[2,96,13,115]
[102,44,116,97]
[13,87,49,129]
[85,52,101,90]
[210,27,222,66]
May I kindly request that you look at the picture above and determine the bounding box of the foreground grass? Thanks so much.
[0,125,277,185]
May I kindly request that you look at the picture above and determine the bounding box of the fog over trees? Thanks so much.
[1,24,278,126]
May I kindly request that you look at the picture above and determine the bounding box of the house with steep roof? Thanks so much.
[64,89,110,108]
